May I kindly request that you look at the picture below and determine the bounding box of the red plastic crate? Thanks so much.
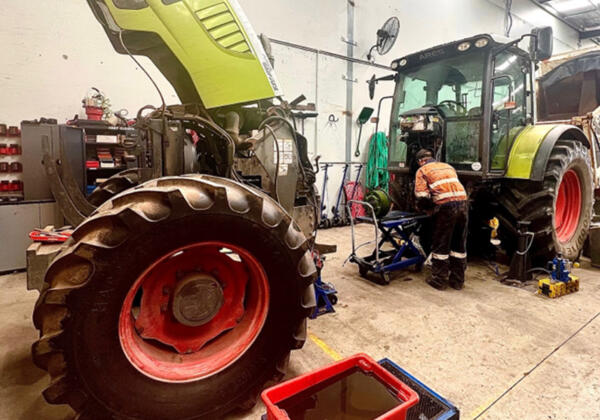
[7,144,21,155]
[261,353,419,420]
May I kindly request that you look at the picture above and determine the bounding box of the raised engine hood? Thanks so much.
[88,0,282,108]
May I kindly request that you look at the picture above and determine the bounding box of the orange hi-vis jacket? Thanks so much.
[415,161,467,205]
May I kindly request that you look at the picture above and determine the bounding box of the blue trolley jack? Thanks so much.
[347,200,428,285]
[311,252,338,318]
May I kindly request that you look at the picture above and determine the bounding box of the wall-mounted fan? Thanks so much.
[367,17,400,62]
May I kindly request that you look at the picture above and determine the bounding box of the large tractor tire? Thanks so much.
[32,175,317,419]
[87,169,140,207]
[498,140,593,263]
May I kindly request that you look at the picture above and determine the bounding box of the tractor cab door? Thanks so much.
[489,50,534,172]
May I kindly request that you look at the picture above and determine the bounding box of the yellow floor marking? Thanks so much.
[469,396,499,419]
[308,332,342,361]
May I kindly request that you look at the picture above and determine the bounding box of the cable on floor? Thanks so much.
[474,310,600,418]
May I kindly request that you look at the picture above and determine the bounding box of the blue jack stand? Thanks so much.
[310,253,338,319]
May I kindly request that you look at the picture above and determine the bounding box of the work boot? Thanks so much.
[427,278,447,290]
[449,281,464,290]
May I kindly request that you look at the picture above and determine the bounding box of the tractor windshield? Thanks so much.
[396,51,486,116]
[390,50,486,168]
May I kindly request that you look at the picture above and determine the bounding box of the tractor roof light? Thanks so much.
[391,61,399,70]
[457,42,471,52]
[475,38,489,48]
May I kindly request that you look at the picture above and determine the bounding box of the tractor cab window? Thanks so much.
[395,52,485,117]
[490,51,530,170]
[389,51,486,168]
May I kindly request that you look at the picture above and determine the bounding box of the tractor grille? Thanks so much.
[196,2,252,54]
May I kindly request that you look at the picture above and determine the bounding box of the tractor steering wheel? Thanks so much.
[438,100,467,115]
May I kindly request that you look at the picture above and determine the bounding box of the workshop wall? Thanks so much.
[0,0,590,217]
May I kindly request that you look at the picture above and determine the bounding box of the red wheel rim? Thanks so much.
[555,169,582,243]
[119,242,269,383]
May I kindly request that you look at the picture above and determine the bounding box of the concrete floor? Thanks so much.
[1,224,600,419]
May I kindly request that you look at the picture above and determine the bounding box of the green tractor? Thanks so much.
[372,28,598,263]
[31,1,320,419]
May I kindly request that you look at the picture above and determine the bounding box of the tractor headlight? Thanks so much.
[457,42,471,52]
[391,61,399,70]
[113,0,148,10]
[475,38,489,48]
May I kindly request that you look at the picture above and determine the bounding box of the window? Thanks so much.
[389,51,486,167]
[490,51,530,170]
[396,51,486,117]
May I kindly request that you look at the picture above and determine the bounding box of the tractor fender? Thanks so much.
[530,125,590,181]
[505,124,590,181]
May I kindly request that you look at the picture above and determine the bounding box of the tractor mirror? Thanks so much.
[369,75,377,100]
[358,107,374,124]
[530,27,553,61]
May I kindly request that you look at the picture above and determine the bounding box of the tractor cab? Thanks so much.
[384,31,551,178]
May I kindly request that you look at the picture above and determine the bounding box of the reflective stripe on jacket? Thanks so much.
[415,161,467,205]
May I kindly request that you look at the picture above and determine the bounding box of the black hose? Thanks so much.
[527,267,551,274]
[162,112,237,178]
[262,124,281,203]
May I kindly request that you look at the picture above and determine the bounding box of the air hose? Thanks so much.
[366,132,390,192]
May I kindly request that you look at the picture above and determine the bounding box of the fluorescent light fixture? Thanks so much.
[550,0,595,14]
[496,56,517,72]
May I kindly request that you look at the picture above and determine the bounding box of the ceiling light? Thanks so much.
[550,0,595,14]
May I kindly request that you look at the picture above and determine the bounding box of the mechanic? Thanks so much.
[414,149,468,290]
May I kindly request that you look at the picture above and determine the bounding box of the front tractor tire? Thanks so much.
[499,140,593,263]
[87,169,141,207]
[32,175,317,419]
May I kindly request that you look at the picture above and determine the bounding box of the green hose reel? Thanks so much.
[365,189,391,218]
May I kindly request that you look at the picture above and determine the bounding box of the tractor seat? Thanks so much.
[468,107,481,116]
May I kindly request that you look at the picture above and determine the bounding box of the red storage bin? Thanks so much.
[0,144,7,155]
[261,354,419,420]
[0,180,9,191]
[0,162,8,173]
[7,144,21,155]
[7,126,20,137]
[10,180,22,191]
[9,162,22,173]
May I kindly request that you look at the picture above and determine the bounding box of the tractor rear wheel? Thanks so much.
[87,169,140,207]
[32,175,316,419]
[499,140,593,263]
